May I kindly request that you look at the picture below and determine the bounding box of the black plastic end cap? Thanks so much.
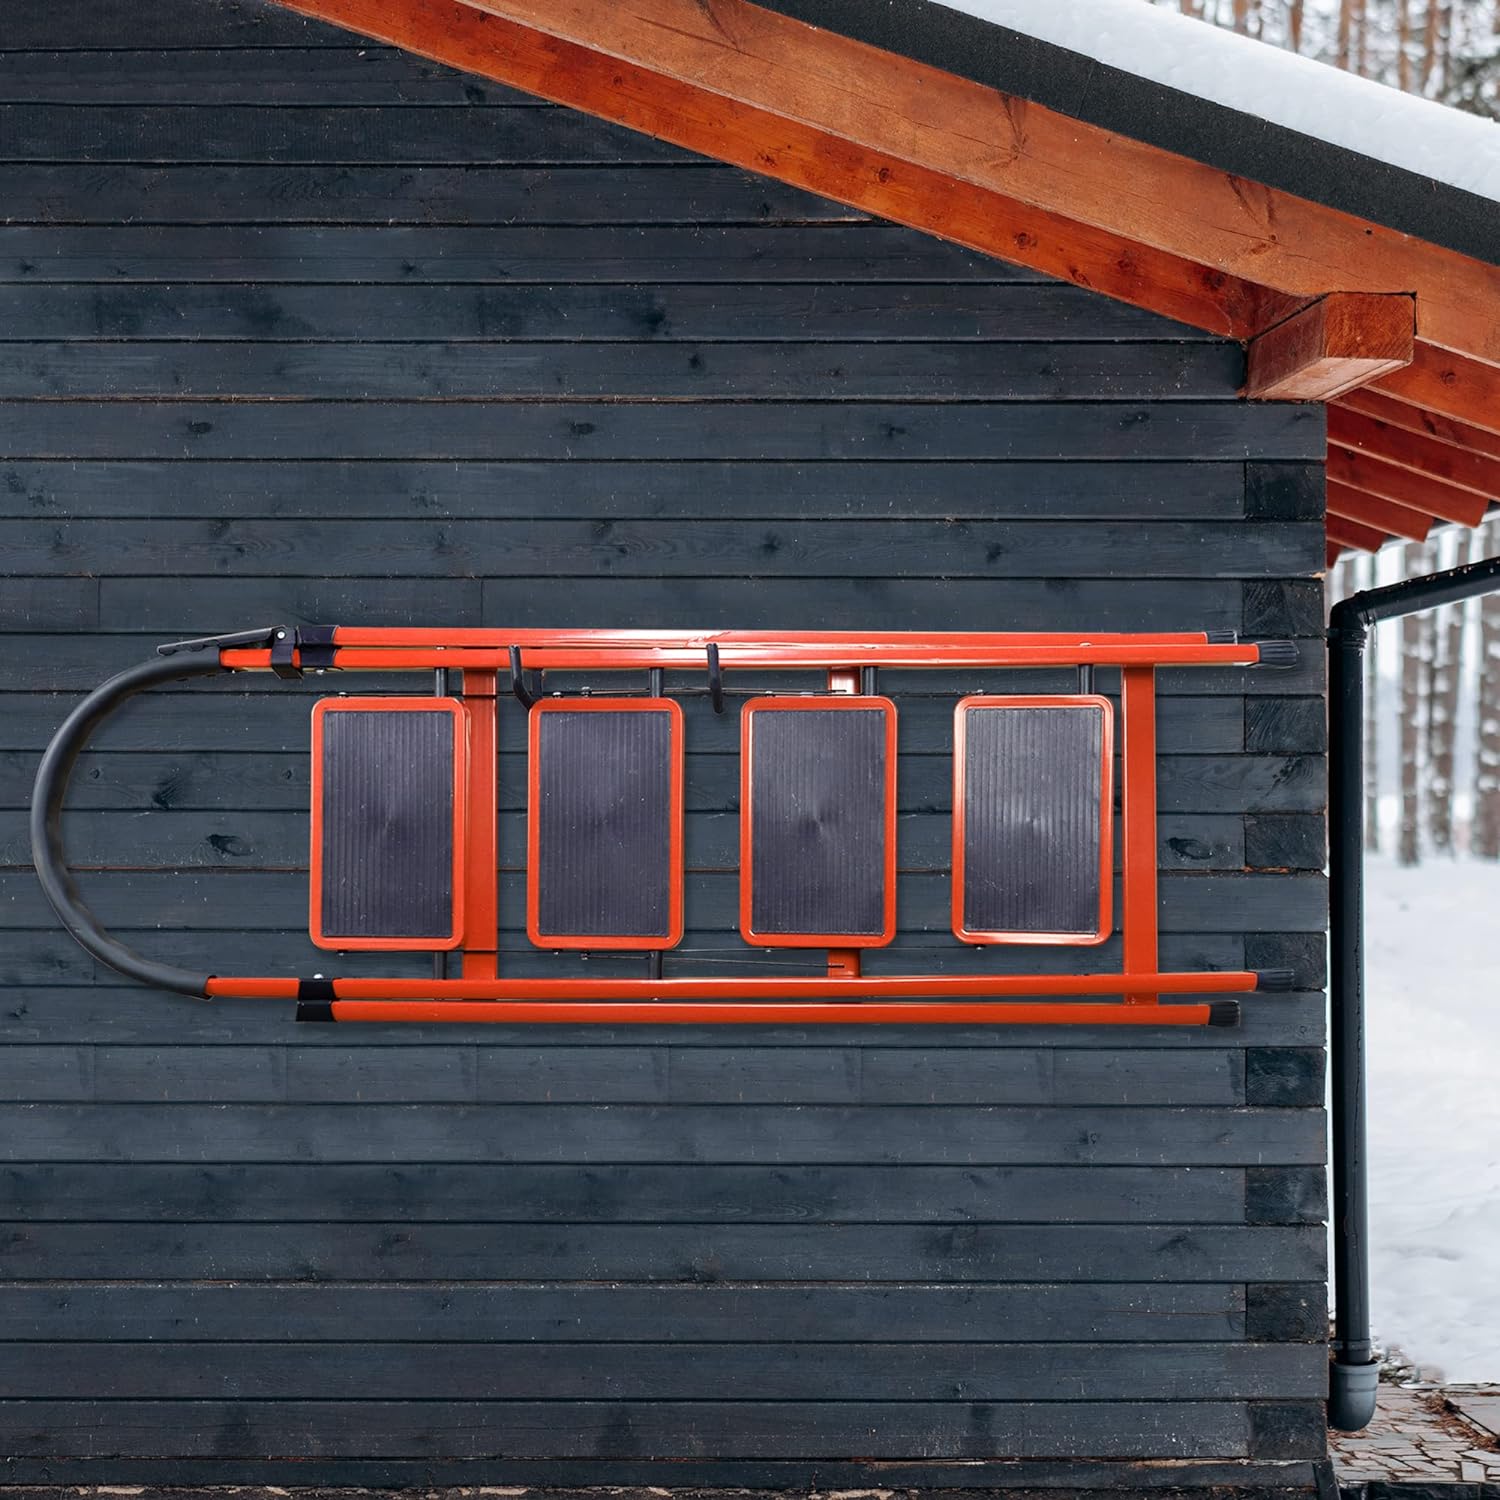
[1255,967,1297,992]
[1204,629,1239,644]
[296,977,337,1022]
[1207,999,1241,1028]
[1254,640,1300,668]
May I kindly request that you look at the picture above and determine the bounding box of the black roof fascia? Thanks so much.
[758,0,1500,268]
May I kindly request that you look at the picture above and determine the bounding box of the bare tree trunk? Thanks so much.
[1428,531,1469,854]
[1422,0,1440,87]
[1474,520,1500,857]
[1288,0,1305,51]
[1399,540,1430,865]
[1435,0,1453,90]
[1398,0,1414,89]
[1365,552,1382,852]
[1339,0,1355,66]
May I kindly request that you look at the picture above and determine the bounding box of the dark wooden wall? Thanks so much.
[0,0,1329,1487]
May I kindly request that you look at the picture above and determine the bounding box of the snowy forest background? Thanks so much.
[1159,0,1500,1382]
[1329,533,1500,865]
[1148,0,1498,117]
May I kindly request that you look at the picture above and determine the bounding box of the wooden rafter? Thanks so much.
[1327,444,1489,527]
[1377,343,1500,441]
[1329,405,1500,502]
[1327,514,1393,551]
[1326,479,1432,541]
[1245,292,1414,401]
[1342,388,1500,464]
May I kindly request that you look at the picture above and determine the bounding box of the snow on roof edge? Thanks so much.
[934,0,1500,205]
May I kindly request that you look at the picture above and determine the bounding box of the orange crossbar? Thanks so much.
[333,628,1225,648]
[222,641,1261,673]
[317,1001,1229,1026]
[206,970,1258,1001]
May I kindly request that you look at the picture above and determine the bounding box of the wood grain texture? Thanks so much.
[0,518,1322,579]
[1330,402,1500,501]
[0,1220,1326,1282]
[0,162,854,225]
[0,1281,1248,1342]
[0,1397,1255,1459]
[0,223,1027,283]
[1378,340,1500,441]
[0,340,1243,400]
[1327,442,1489,526]
[0,1339,1325,1400]
[0,1102,1327,1165]
[1326,479,1433,542]
[0,1042,1248,1105]
[0,282,1202,341]
[0,460,1250,522]
[0,400,1324,461]
[1244,293,1414,402]
[1,1159,1248,1215]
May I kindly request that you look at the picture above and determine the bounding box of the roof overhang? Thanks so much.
[269,0,1500,561]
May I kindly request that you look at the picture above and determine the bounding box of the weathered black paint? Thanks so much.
[0,0,1327,1484]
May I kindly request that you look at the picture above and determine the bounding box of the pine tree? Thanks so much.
[1474,518,1500,856]
[1427,530,1470,853]
[1399,540,1431,865]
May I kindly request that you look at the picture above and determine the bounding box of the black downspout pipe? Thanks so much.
[1327,550,1500,1432]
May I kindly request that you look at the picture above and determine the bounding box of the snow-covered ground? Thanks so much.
[1366,853,1500,1382]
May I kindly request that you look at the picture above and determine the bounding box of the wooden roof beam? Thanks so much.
[1377,343,1500,441]
[1327,443,1490,527]
[268,0,1303,340]
[1245,293,1414,401]
[1328,405,1500,507]
[415,0,1499,369]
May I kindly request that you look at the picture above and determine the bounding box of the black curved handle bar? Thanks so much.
[30,652,225,997]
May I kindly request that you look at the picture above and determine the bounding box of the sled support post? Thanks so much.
[461,669,499,978]
[1121,667,1160,1004]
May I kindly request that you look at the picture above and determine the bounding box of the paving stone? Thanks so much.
[1330,1382,1500,1486]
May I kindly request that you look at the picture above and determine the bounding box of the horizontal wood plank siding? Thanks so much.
[0,0,1327,1483]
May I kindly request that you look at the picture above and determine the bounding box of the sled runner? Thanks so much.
[31,625,1297,1027]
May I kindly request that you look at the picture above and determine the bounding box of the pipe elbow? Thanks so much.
[1328,1357,1380,1432]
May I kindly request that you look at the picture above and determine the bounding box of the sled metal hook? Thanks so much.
[706,642,725,714]
[509,645,543,709]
